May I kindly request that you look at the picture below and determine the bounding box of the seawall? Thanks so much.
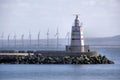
[34,51,98,57]
[0,50,98,57]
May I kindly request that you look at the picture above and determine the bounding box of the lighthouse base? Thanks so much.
[66,45,90,52]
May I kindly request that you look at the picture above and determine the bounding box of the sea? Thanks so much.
[0,39,120,80]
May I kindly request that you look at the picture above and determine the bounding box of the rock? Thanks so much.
[0,55,114,64]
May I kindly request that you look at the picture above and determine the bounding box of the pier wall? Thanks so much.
[0,51,98,57]
[0,53,29,56]
[34,51,98,57]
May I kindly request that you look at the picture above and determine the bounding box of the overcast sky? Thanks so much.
[0,0,120,39]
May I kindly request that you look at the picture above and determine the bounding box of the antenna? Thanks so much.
[21,34,24,47]
[14,34,17,48]
[38,30,40,48]
[8,34,10,48]
[46,29,49,47]
[55,27,59,49]
[73,14,80,19]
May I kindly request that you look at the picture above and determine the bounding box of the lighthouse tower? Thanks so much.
[66,15,87,52]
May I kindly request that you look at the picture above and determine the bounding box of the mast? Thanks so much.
[66,32,70,45]
[55,28,59,49]
[46,29,49,47]
[14,34,16,48]
[1,33,4,48]
[21,34,24,47]
[38,31,40,48]
[29,31,31,49]
[8,34,10,48]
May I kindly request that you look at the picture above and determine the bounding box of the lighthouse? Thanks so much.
[66,15,89,52]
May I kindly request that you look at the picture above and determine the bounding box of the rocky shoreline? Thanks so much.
[0,55,114,64]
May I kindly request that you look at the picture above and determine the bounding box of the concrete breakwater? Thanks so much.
[0,55,114,64]
[0,50,114,64]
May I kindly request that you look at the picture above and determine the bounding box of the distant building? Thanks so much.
[66,15,89,52]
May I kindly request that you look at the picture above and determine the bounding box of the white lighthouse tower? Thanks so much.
[66,15,88,52]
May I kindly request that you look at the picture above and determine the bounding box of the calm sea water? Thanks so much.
[0,40,120,80]
[0,64,120,80]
